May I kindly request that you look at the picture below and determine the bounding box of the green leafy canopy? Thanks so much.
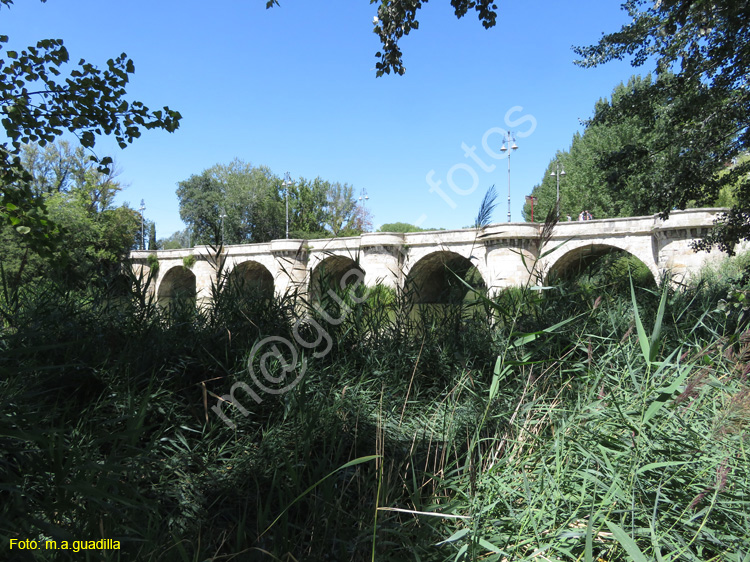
[573,0,750,253]
[176,160,365,246]
[0,0,181,253]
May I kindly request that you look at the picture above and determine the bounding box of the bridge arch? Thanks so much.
[227,260,274,299]
[309,255,366,302]
[157,266,197,307]
[405,250,486,304]
[545,242,658,286]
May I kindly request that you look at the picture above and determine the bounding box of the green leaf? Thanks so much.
[635,460,690,476]
[585,514,595,562]
[511,313,584,348]
[605,520,648,562]
[630,276,651,365]
[258,455,379,540]
[15,225,31,234]
[642,363,690,425]
[453,543,468,561]
[477,537,501,552]
[649,281,669,361]
[436,527,470,545]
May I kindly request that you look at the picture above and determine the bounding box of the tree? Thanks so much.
[574,0,750,253]
[379,222,426,233]
[324,182,358,236]
[177,172,228,246]
[267,0,498,77]
[148,222,157,250]
[219,160,283,243]
[177,160,284,245]
[286,177,329,239]
[523,74,738,224]
[20,140,123,211]
[350,201,373,234]
[0,0,181,254]
[44,192,140,285]
[377,222,444,232]
[133,218,155,251]
[288,177,362,237]
[158,228,191,250]
[0,142,141,288]
[177,162,365,243]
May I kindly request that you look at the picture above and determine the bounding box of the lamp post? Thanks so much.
[282,172,293,239]
[525,195,538,222]
[500,132,518,222]
[358,189,369,232]
[220,211,227,245]
[550,160,566,218]
[139,199,146,250]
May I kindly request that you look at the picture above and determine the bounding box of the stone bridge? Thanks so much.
[129,209,736,305]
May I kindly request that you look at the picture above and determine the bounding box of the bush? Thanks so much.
[182,253,196,270]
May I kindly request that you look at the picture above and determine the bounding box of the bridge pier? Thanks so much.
[269,239,310,298]
[482,239,540,294]
[359,232,405,289]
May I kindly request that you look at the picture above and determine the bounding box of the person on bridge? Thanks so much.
[578,210,593,221]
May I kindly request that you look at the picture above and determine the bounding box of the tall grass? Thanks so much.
[0,245,748,561]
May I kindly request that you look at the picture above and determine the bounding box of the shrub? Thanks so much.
[146,252,160,274]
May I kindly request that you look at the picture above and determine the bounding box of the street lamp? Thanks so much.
[220,211,227,245]
[358,189,370,232]
[549,160,566,218]
[525,195,538,222]
[282,172,293,239]
[499,132,518,222]
[139,199,146,250]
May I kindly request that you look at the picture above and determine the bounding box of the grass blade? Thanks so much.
[605,520,648,562]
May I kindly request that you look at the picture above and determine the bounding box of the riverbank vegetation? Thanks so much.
[1,243,748,561]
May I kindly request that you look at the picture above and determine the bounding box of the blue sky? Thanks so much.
[5,0,642,237]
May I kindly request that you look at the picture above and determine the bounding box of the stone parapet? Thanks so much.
[360,232,405,247]
[270,239,309,255]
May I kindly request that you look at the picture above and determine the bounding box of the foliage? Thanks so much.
[177,160,266,246]
[158,228,191,250]
[20,141,123,209]
[523,74,739,223]
[0,142,140,289]
[267,0,499,77]
[378,222,445,233]
[44,190,140,285]
[550,250,656,294]
[146,252,159,274]
[574,0,750,253]
[1,243,749,560]
[378,221,426,233]
[350,195,374,234]
[285,176,329,238]
[148,222,157,250]
[324,180,359,236]
[473,185,498,228]
[133,218,154,252]
[176,161,363,244]
[286,177,366,238]
[0,0,180,253]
